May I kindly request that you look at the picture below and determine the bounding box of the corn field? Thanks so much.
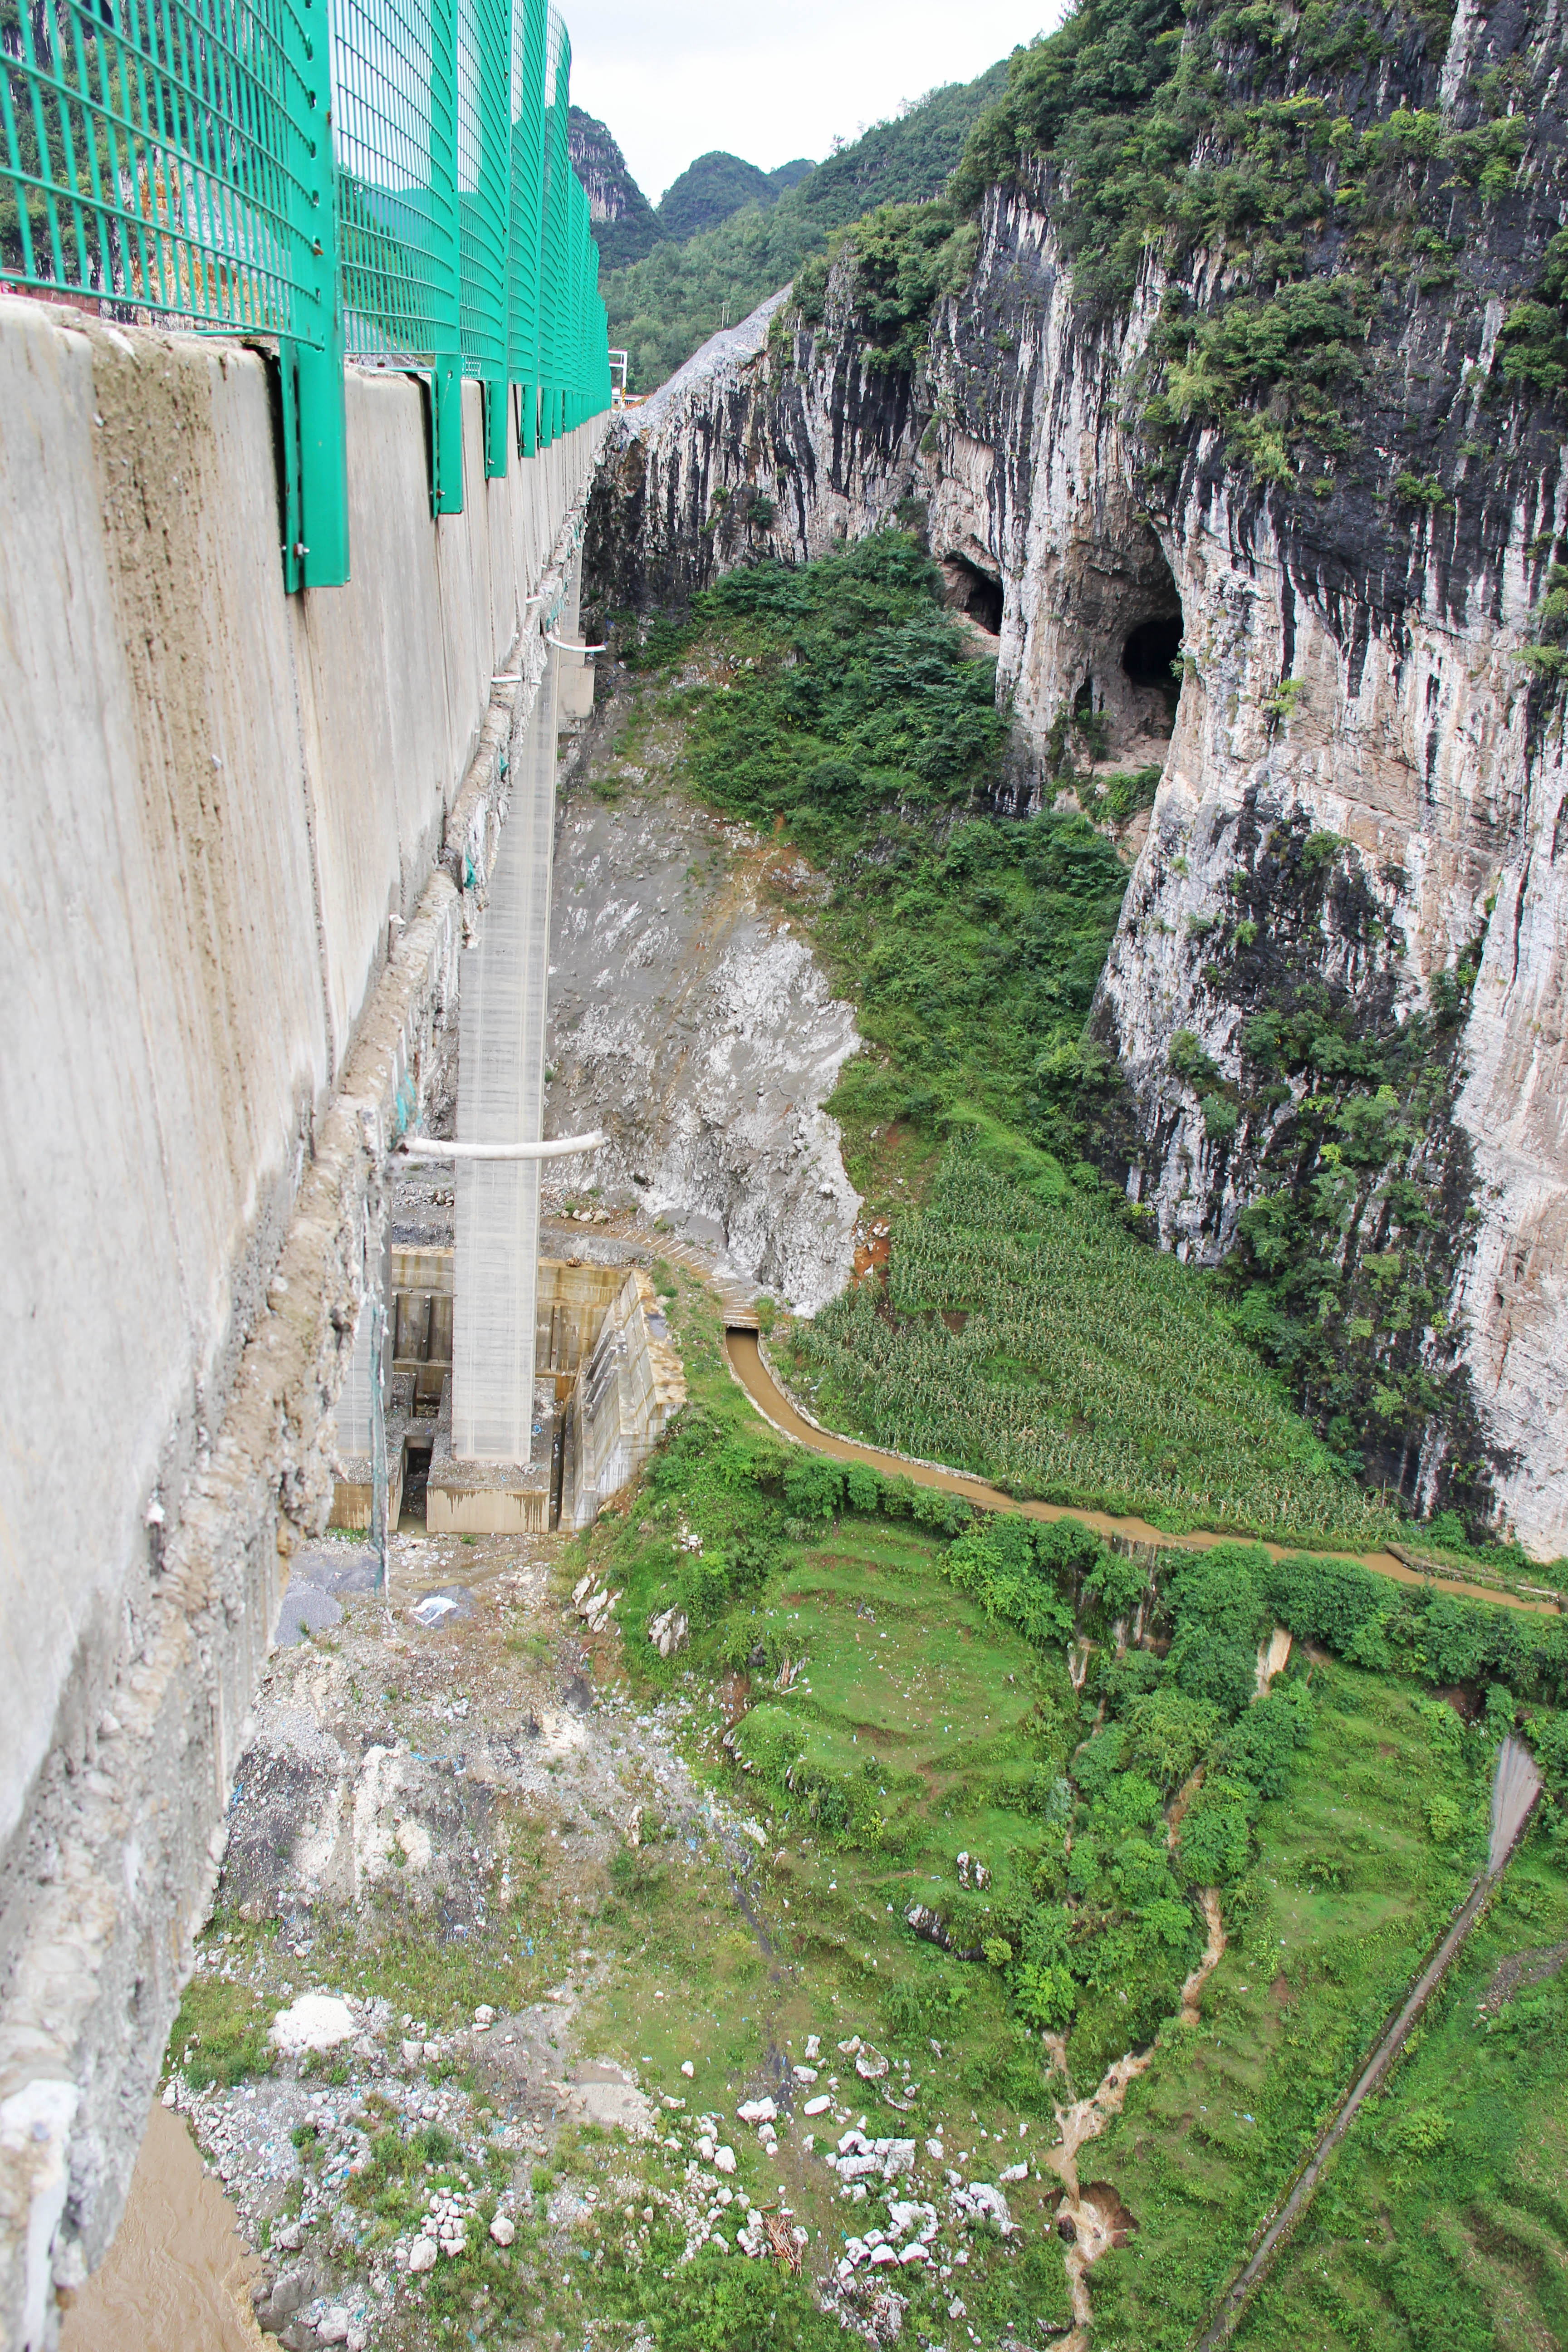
[804,1151,1400,1545]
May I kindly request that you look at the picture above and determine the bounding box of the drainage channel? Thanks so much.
[720,1329,1558,1615]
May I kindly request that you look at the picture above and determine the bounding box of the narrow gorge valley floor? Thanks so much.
[100,523,1568,2352]
[96,1253,1568,2352]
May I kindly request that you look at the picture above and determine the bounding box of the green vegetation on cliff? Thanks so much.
[607,531,1401,1546]
[947,0,1556,479]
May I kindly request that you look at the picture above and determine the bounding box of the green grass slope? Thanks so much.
[563,1271,1568,2349]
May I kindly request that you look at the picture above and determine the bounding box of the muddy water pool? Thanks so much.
[60,2104,263,2351]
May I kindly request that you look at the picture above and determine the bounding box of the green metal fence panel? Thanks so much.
[0,0,608,578]
[455,0,507,367]
[0,0,311,333]
[505,0,544,455]
[332,0,454,362]
[279,0,348,585]
[535,0,565,445]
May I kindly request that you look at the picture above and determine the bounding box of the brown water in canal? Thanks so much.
[59,2105,263,2352]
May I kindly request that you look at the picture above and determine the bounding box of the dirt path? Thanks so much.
[723,1331,1555,1615]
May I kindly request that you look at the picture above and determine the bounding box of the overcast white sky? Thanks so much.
[564,2,1064,206]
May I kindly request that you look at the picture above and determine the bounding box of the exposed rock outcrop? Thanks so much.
[586,0,1568,1552]
[568,106,660,270]
[546,774,861,1312]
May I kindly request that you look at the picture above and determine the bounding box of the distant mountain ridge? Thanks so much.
[568,116,820,277]
[599,60,1012,392]
[657,151,817,242]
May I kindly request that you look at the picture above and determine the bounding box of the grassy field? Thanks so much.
[556,1270,1568,2349]
[1230,1833,1568,2352]
[789,1147,1400,1547]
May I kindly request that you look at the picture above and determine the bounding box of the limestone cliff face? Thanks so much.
[546,771,861,1313]
[585,289,923,608]
[568,107,659,270]
[586,0,1568,1554]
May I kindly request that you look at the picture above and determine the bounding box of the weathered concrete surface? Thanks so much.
[0,291,604,2345]
[562,1266,687,1528]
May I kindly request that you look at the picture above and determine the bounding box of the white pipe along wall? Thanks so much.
[0,291,608,2345]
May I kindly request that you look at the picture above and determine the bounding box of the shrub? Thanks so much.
[845,1464,885,1514]
[647,2250,844,2352]
[1012,1957,1078,2029]
[782,1456,846,1522]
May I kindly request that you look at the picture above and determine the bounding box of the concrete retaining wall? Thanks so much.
[0,292,604,2346]
[564,1269,687,1528]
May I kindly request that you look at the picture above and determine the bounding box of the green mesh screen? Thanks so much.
[0,0,609,544]
[0,0,308,331]
[333,0,457,362]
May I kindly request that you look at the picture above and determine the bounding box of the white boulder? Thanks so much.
[270,1995,356,2055]
[648,1607,690,1658]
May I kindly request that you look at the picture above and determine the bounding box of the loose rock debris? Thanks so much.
[158,1524,1139,2349]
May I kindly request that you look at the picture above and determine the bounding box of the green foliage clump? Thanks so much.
[1162,1544,1274,1715]
[943,1514,1088,1645]
[1497,228,1568,400]
[1264,1551,1568,1704]
[167,1972,276,2089]
[813,200,981,372]
[645,2249,846,2351]
[665,528,1130,1175]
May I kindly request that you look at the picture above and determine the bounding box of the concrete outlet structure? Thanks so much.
[0,292,610,2346]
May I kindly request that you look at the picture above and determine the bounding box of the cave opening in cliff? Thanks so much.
[943,552,1004,636]
[1122,612,1184,716]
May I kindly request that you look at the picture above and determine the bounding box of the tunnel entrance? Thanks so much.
[1122,613,1183,708]
[941,552,1004,636]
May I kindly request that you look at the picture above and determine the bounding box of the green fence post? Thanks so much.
[481,0,514,480]
[509,0,547,460]
[483,378,509,476]
[428,0,465,514]
[280,0,349,588]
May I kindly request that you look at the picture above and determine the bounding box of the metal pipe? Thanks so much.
[396,1130,605,1162]
[546,631,607,653]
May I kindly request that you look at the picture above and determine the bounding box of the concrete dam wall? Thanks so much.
[0,293,605,2342]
